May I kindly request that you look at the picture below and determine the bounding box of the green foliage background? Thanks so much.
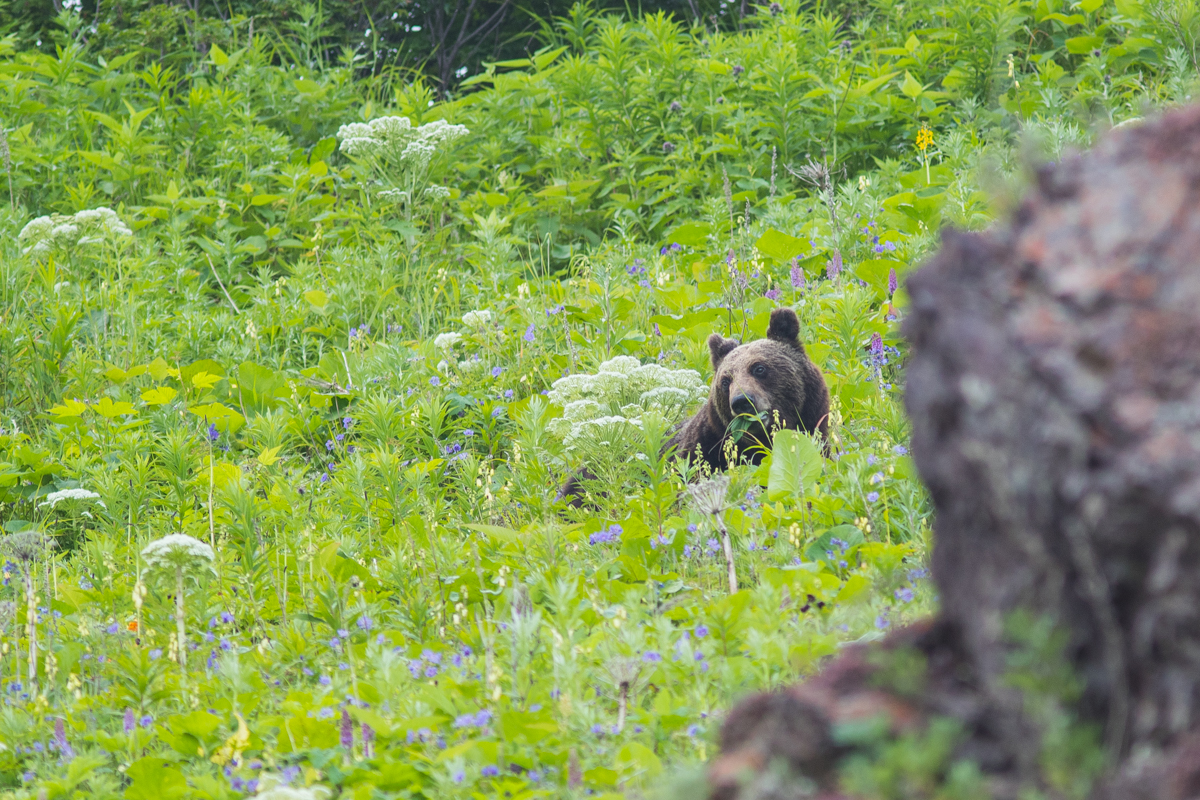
[0,0,1193,797]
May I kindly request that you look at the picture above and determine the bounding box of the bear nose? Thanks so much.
[731,393,759,416]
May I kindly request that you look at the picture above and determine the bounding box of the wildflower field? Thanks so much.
[0,0,1191,796]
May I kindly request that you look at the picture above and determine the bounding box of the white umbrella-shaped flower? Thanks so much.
[141,534,214,675]
[687,476,738,593]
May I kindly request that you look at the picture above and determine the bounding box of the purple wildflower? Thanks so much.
[895,587,914,603]
[430,376,440,386]
[123,709,135,734]
[888,267,898,296]
[764,288,781,301]
[826,249,842,280]
[340,708,354,750]
[51,719,73,760]
[523,324,536,343]
[790,261,805,289]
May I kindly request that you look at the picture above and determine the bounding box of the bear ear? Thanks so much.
[766,307,801,344]
[708,334,739,370]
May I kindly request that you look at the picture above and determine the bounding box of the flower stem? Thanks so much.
[24,569,36,692]
[717,514,738,593]
[175,566,188,696]
[617,681,629,732]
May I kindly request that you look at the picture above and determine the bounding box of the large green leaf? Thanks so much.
[767,429,823,502]
[754,228,807,261]
[615,741,664,782]
[236,361,288,414]
[124,757,188,800]
[664,222,711,247]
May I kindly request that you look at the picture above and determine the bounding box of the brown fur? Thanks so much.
[669,307,829,471]
[558,308,829,504]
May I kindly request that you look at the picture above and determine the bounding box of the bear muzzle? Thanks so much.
[730,392,764,418]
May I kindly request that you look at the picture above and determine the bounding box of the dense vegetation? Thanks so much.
[0,0,1194,797]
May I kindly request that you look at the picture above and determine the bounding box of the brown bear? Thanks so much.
[559,307,829,504]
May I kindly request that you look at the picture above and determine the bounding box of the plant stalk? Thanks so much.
[24,570,36,692]
[175,566,188,676]
[717,514,738,593]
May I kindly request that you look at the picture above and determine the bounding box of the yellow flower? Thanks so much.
[210,712,250,766]
[916,123,934,153]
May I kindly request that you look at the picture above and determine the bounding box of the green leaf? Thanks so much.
[310,137,337,164]
[181,359,225,390]
[900,71,925,98]
[124,757,188,800]
[95,397,136,418]
[767,429,823,502]
[754,228,807,261]
[303,289,329,308]
[855,71,900,95]
[614,742,663,782]
[533,45,569,70]
[1080,0,1103,12]
[728,412,764,444]
[49,399,88,418]
[1066,34,1104,53]
[235,361,288,413]
[208,44,228,67]
[141,386,177,406]
[663,222,711,248]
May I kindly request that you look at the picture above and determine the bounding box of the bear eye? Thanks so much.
[751,364,768,378]
[720,375,733,389]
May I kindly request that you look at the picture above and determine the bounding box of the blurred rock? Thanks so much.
[711,104,1200,799]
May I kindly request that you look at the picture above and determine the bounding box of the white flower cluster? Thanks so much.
[336,116,468,164]
[141,534,215,570]
[18,207,132,259]
[39,488,105,509]
[461,309,492,328]
[337,116,467,212]
[434,332,463,351]
[547,356,707,449]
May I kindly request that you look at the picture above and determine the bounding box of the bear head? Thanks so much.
[705,307,826,456]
